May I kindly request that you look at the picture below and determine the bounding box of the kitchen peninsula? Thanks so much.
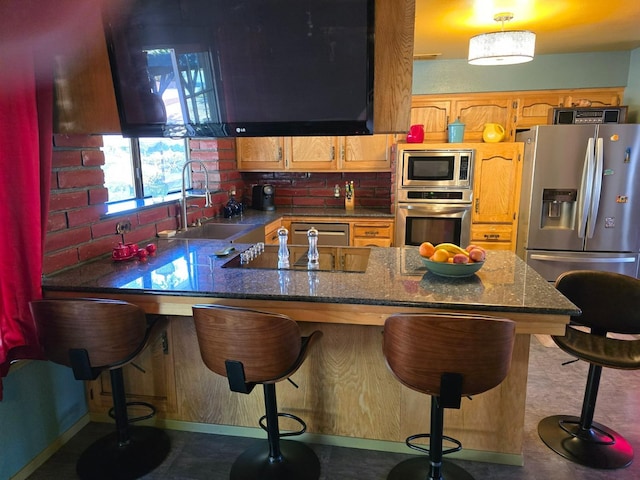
[41,239,578,465]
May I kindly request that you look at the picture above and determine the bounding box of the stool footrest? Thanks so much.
[259,412,307,438]
[108,401,157,424]
[406,432,462,457]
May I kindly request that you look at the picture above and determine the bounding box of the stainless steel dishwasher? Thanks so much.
[290,222,350,246]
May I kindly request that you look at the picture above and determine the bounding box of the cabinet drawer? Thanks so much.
[471,224,513,242]
[352,223,393,239]
[353,237,392,247]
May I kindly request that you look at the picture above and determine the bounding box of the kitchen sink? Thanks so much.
[175,222,263,243]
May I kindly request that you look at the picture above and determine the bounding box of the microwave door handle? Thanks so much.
[587,137,604,238]
[577,137,594,239]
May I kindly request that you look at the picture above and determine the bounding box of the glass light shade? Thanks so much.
[468,30,536,65]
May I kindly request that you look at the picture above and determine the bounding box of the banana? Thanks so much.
[435,242,469,256]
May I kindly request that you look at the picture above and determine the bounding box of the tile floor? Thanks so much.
[26,337,640,479]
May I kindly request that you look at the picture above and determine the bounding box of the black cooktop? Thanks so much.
[222,245,370,273]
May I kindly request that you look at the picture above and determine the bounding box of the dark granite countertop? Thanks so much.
[202,207,394,226]
[41,238,579,317]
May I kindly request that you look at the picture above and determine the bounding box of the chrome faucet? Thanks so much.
[181,160,212,231]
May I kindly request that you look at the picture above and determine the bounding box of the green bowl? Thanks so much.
[421,258,484,278]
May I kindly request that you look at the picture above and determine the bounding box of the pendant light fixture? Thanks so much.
[468,13,536,66]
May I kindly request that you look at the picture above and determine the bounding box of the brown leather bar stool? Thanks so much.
[383,312,516,480]
[538,270,640,469]
[192,304,322,480]
[29,298,170,480]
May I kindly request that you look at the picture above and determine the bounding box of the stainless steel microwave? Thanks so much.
[399,149,474,189]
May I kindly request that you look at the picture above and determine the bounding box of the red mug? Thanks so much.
[112,243,131,259]
[406,124,424,143]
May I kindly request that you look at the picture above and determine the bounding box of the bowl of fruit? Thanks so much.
[419,242,486,278]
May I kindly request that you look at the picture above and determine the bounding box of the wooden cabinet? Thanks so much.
[352,220,394,247]
[237,135,392,172]
[264,218,284,245]
[86,317,177,416]
[274,216,394,247]
[410,88,625,144]
[470,142,524,251]
[53,9,120,134]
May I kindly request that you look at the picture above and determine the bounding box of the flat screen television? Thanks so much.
[103,0,375,138]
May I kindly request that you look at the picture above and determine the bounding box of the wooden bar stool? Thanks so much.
[29,298,170,480]
[383,312,516,480]
[538,270,640,469]
[192,304,322,480]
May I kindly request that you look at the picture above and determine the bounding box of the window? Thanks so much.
[101,135,188,204]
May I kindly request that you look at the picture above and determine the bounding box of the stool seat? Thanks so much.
[29,298,171,480]
[383,312,516,480]
[553,326,640,369]
[192,304,322,480]
[538,270,640,470]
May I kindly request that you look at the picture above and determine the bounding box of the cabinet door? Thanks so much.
[236,137,286,171]
[410,100,451,142]
[472,143,524,226]
[454,98,514,142]
[560,90,622,108]
[288,136,339,170]
[515,94,562,129]
[87,319,176,415]
[340,135,391,171]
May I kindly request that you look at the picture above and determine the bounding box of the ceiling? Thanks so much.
[413,0,640,61]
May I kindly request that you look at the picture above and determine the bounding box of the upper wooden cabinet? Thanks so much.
[237,135,393,172]
[53,9,120,134]
[410,88,625,143]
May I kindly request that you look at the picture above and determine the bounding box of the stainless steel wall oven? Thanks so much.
[395,147,474,248]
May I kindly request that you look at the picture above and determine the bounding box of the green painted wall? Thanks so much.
[413,51,631,94]
[0,362,87,480]
[624,48,640,122]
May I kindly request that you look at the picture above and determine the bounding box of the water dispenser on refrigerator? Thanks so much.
[541,189,577,229]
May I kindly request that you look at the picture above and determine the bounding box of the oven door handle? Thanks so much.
[398,204,471,214]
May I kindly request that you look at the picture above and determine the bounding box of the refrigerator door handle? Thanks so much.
[529,253,637,264]
[587,137,604,238]
[577,137,595,239]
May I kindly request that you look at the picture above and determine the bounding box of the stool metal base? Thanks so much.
[387,456,474,480]
[76,426,170,480]
[538,415,634,470]
[230,440,320,480]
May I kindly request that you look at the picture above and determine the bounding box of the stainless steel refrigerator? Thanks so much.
[516,124,640,281]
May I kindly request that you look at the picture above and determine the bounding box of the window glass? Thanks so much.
[101,135,188,203]
[102,135,135,202]
[138,137,187,197]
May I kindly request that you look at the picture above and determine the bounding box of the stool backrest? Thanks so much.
[192,304,303,383]
[555,270,640,335]
[29,298,148,368]
[383,313,515,397]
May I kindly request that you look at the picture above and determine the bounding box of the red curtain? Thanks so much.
[0,52,52,400]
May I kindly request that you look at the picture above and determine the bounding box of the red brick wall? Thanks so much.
[44,136,240,274]
[44,136,393,274]
[240,172,393,210]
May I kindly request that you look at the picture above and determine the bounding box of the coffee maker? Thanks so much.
[252,184,275,211]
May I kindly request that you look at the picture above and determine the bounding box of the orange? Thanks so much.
[430,249,449,263]
[419,241,436,258]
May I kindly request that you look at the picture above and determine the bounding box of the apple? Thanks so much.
[452,253,469,264]
[469,248,486,262]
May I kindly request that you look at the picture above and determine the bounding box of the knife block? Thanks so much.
[345,194,355,210]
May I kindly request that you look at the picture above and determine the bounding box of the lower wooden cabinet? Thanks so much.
[86,317,177,416]
[352,220,394,247]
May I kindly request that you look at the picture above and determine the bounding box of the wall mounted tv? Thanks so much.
[103,0,375,138]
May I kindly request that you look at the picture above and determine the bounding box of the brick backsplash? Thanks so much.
[44,135,393,274]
